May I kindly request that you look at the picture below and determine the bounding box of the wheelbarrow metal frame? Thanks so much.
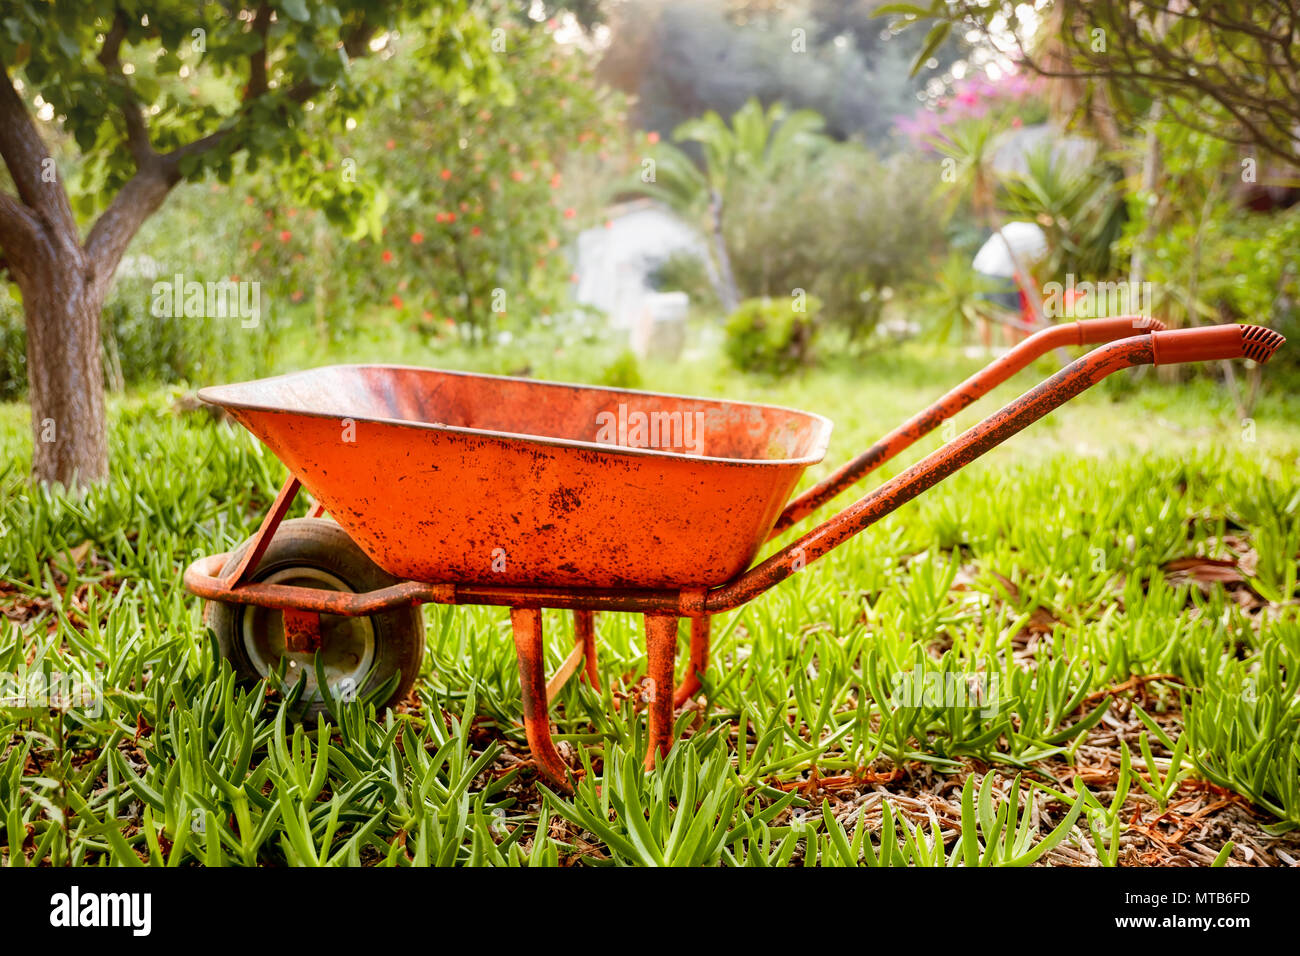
[184,320,1284,789]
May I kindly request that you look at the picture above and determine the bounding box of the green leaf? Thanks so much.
[279,0,311,23]
[910,21,950,77]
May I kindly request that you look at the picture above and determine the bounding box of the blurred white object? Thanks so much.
[991,123,1097,177]
[972,222,1048,278]
[879,316,921,340]
[116,254,163,280]
[574,200,711,345]
[630,291,689,360]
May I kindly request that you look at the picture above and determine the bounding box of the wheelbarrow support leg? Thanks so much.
[510,608,572,791]
[644,614,678,769]
[673,616,711,706]
[574,610,599,687]
[223,475,301,588]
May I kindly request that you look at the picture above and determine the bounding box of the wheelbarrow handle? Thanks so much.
[711,324,1284,613]
[770,316,1165,536]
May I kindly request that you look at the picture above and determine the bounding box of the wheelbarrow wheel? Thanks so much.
[205,518,424,718]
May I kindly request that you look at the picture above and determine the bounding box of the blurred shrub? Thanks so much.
[913,251,1003,343]
[639,99,943,337]
[1116,115,1300,386]
[598,349,644,389]
[724,295,821,375]
[608,0,968,144]
[0,290,24,402]
[724,147,943,343]
[647,251,718,311]
[0,274,285,399]
[262,16,623,346]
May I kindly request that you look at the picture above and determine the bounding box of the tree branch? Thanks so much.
[84,11,382,296]
[0,189,49,278]
[244,2,273,102]
[949,1,1300,166]
[83,167,174,301]
[0,65,78,242]
[97,7,157,168]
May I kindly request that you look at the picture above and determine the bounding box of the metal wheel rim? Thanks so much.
[241,566,376,701]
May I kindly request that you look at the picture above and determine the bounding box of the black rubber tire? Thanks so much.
[205,518,424,718]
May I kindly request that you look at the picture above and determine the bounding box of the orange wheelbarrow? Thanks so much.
[184,319,1284,790]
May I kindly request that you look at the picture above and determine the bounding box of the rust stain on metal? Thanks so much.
[282,608,323,653]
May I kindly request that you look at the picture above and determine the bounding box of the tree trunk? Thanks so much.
[19,250,108,486]
[1129,101,1163,290]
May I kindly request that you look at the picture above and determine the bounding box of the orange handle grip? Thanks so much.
[1150,324,1286,365]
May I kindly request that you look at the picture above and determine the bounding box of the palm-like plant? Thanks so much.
[640,98,831,313]
[999,145,1126,283]
[927,117,1048,326]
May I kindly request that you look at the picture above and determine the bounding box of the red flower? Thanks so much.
[549,173,562,188]
[471,226,482,237]
[382,250,394,263]
[250,240,262,253]
[391,294,404,309]
[291,290,304,302]
[510,170,524,182]
[446,213,457,223]
[647,130,660,144]
[410,232,424,244]
[385,139,396,150]
[440,169,452,180]
[563,207,576,219]
[278,230,292,242]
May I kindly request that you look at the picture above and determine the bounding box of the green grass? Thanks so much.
[2,332,1298,866]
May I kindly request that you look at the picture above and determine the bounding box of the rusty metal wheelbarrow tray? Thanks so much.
[184,319,1284,790]
[198,365,833,591]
